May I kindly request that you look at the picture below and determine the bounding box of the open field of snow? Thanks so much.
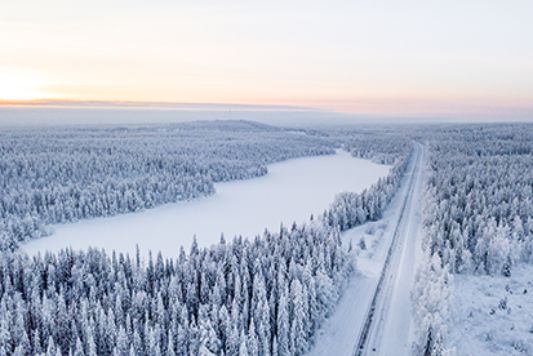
[21,151,390,257]
[449,265,533,355]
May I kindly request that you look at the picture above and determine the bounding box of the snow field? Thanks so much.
[21,151,390,257]
[449,265,533,355]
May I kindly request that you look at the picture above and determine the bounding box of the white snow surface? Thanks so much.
[448,265,533,355]
[21,151,389,257]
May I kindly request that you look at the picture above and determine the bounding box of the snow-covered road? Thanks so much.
[307,143,426,356]
[360,142,425,356]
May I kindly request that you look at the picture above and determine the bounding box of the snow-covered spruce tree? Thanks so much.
[411,253,454,355]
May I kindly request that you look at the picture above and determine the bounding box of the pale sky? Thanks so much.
[1,0,532,118]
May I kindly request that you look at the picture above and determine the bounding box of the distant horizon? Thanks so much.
[1,102,531,128]
[2,1,532,122]
[1,97,532,122]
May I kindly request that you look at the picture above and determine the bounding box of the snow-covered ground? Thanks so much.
[307,143,425,356]
[449,265,533,355]
[306,219,393,356]
[21,151,389,257]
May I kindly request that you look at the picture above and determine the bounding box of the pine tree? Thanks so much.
[238,330,248,356]
[116,326,129,356]
[290,279,307,355]
[276,284,290,356]
[247,318,259,356]
[46,336,57,356]
[73,337,85,356]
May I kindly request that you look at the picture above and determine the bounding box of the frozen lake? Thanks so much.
[22,151,390,257]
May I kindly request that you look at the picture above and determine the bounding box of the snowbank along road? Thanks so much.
[354,142,425,356]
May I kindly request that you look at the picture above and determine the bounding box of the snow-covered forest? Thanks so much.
[412,123,533,355]
[5,121,531,355]
[0,121,334,250]
[0,122,414,355]
[341,131,412,165]
[0,222,353,356]
[3,0,531,353]
[424,125,533,274]
[324,130,412,232]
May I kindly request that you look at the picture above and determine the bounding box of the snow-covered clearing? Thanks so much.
[307,143,425,356]
[21,151,389,257]
[449,265,533,355]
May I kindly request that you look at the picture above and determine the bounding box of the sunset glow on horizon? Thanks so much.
[1,0,533,119]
